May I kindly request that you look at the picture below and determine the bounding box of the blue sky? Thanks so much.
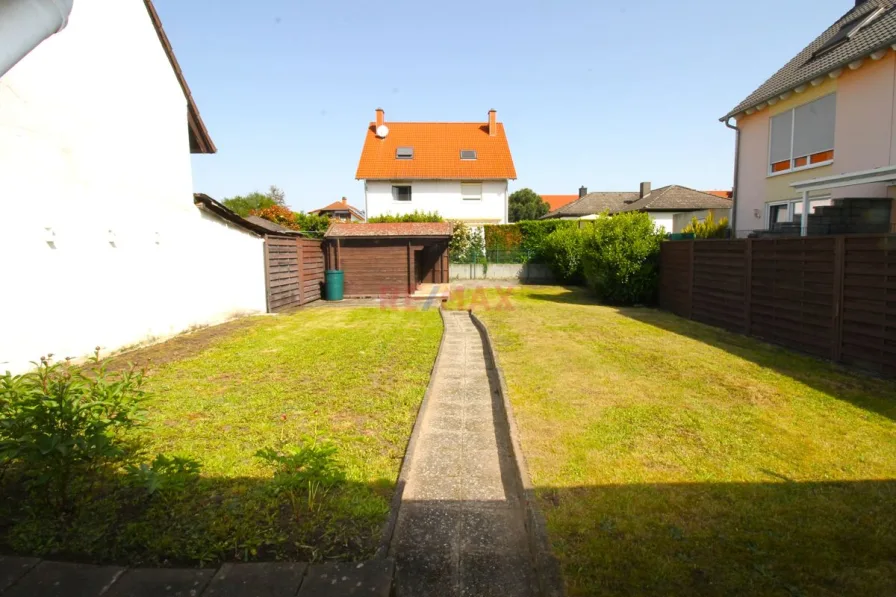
[156,0,855,213]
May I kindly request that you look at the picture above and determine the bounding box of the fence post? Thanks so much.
[744,239,752,335]
[296,238,305,306]
[832,236,845,362]
[263,238,272,313]
[686,240,694,319]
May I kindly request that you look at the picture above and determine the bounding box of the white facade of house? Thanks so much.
[0,0,267,373]
[365,180,509,224]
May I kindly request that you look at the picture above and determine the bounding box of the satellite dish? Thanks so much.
[376,124,389,138]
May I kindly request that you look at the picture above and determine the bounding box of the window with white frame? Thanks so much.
[461,183,482,201]
[392,185,412,201]
[769,94,836,174]
[766,196,832,228]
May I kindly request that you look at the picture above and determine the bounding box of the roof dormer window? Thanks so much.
[810,6,887,60]
[460,149,477,160]
[396,147,414,160]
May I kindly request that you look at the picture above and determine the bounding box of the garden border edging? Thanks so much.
[376,305,449,558]
[469,310,566,597]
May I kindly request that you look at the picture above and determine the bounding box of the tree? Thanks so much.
[222,185,286,217]
[508,188,550,222]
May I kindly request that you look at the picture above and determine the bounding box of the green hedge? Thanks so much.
[483,220,576,262]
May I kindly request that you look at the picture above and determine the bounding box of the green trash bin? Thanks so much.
[325,270,344,301]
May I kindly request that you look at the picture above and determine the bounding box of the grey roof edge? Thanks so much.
[721,1,896,120]
[193,194,268,236]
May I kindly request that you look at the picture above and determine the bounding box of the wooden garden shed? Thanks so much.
[324,223,451,297]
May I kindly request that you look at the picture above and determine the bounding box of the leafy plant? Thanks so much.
[249,205,330,235]
[125,454,202,495]
[0,351,146,510]
[256,441,346,490]
[682,211,730,239]
[508,188,550,222]
[542,225,587,283]
[581,212,663,305]
[222,185,285,217]
[449,221,471,258]
[368,211,443,223]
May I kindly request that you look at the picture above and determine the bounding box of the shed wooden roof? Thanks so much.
[325,222,452,238]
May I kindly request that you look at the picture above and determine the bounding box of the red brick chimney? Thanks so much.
[341,197,347,204]
[488,109,497,136]
[375,108,384,128]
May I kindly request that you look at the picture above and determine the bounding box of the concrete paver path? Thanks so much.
[391,311,538,597]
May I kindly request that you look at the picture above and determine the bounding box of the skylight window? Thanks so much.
[396,147,414,160]
[811,6,886,60]
[460,149,477,160]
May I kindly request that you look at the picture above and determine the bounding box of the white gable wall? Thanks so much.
[0,0,267,373]
[365,180,508,224]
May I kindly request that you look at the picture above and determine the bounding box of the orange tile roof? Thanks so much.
[310,199,365,220]
[356,122,516,180]
[703,190,733,199]
[541,194,579,211]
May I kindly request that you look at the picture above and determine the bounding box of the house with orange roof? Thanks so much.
[355,108,517,225]
[540,190,583,212]
[310,197,365,222]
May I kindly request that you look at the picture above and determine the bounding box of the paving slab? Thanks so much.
[0,556,40,593]
[391,311,537,597]
[297,560,392,597]
[204,563,307,597]
[105,568,214,597]
[3,561,125,597]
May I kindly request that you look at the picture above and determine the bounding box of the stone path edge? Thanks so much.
[468,310,567,597]
[376,305,450,558]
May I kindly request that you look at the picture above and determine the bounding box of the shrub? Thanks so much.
[0,351,147,509]
[581,212,663,305]
[367,211,443,223]
[125,454,202,496]
[681,211,730,239]
[249,205,330,235]
[542,225,587,283]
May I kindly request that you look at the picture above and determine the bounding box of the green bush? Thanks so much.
[482,220,576,262]
[368,211,443,223]
[681,211,730,239]
[581,213,663,305]
[0,351,147,509]
[542,225,587,283]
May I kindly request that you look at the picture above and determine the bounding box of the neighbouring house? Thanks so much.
[722,0,896,237]
[542,182,733,233]
[540,188,586,212]
[324,223,451,298]
[0,0,271,373]
[310,197,366,222]
[355,108,517,226]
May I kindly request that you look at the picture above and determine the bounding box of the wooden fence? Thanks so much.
[263,236,325,312]
[659,234,896,377]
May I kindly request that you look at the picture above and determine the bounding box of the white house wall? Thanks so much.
[647,212,677,233]
[365,180,508,223]
[0,0,267,373]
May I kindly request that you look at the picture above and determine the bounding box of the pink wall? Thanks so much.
[734,53,896,233]
[734,109,770,234]
[829,54,896,198]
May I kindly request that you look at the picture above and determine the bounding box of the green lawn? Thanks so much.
[459,285,896,597]
[0,306,441,565]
